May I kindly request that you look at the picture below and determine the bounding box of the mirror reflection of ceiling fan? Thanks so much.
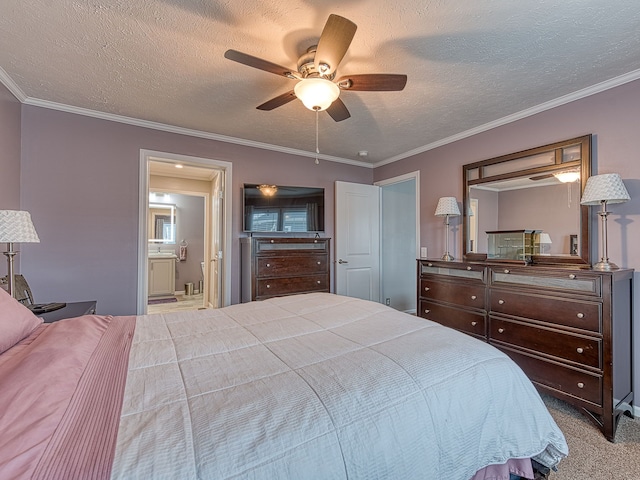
[530,168,581,183]
[224,14,407,122]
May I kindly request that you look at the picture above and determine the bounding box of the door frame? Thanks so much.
[137,149,232,314]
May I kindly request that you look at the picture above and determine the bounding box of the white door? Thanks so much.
[209,173,223,308]
[335,181,380,302]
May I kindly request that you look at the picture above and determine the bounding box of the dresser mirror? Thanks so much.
[463,135,591,265]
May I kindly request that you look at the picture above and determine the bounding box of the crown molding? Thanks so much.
[374,68,640,168]
[19,97,373,169]
[4,65,638,171]
[0,67,27,102]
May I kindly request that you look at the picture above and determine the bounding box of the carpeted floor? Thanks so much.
[542,394,640,479]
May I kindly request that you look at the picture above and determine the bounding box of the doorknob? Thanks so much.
[338,259,349,264]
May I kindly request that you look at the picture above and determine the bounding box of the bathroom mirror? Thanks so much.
[149,203,177,244]
[463,135,591,265]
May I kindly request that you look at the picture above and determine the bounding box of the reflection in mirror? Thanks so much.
[463,135,591,265]
[148,203,176,244]
[469,177,580,255]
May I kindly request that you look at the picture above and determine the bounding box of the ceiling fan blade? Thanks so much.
[224,50,296,78]
[326,98,351,122]
[530,173,554,181]
[314,14,357,76]
[336,74,408,91]
[256,90,297,111]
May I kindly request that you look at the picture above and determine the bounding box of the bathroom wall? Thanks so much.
[174,194,205,292]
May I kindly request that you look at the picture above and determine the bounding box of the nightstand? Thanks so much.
[38,301,97,323]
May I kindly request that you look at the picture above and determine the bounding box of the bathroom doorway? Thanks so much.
[137,150,232,314]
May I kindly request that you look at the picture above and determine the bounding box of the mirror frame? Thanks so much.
[463,135,592,265]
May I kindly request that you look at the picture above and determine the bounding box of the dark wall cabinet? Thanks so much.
[418,259,633,441]
[241,237,330,302]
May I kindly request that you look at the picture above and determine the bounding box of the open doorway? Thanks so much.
[137,150,232,314]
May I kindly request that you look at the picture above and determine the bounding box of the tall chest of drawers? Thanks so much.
[241,237,330,302]
[418,259,634,441]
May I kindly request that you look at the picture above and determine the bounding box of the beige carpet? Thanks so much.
[541,394,640,479]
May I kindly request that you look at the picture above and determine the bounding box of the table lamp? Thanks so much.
[435,197,460,261]
[0,210,40,298]
[580,173,630,271]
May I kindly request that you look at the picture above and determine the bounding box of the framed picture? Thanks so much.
[570,234,578,255]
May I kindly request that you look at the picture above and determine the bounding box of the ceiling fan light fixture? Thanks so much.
[257,184,278,196]
[294,78,340,111]
[554,170,581,183]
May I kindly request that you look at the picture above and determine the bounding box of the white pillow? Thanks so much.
[0,286,43,354]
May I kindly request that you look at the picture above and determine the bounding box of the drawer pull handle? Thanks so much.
[424,287,430,291]
[424,309,431,314]
[471,295,477,300]
[317,261,321,265]
[314,239,318,243]
[266,263,271,267]
[266,284,270,288]
[471,321,477,326]
[569,274,576,279]
[504,269,510,274]
[577,382,584,389]
[498,328,505,333]
[498,299,505,305]
[427,263,433,267]
[270,239,275,243]
[317,280,321,284]
[466,266,472,271]
[576,313,584,319]
[577,347,584,354]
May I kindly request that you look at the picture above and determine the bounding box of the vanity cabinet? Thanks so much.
[148,257,176,296]
[241,237,330,302]
[418,259,633,441]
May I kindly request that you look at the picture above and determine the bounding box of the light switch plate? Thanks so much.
[420,246,428,258]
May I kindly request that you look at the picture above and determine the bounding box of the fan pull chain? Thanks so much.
[315,108,320,165]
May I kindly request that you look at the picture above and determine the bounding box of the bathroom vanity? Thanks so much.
[148,254,176,296]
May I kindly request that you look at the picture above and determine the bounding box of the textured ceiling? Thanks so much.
[2,1,640,166]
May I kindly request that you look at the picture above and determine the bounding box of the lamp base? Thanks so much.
[592,260,619,271]
[441,253,454,261]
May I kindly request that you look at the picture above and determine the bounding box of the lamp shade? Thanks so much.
[539,233,552,244]
[0,210,40,243]
[294,78,340,111]
[435,197,460,217]
[580,173,630,205]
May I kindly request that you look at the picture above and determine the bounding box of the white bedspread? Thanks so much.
[112,293,567,479]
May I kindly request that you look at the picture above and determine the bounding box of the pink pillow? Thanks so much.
[0,286,43,354]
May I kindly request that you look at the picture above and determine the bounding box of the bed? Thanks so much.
[0,289,567,479]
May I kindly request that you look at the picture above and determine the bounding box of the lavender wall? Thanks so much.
[17,106,372,314]
[0,84,21,210]
[0,84,22,277]
[498,183,578,255]
[374,79,640,270]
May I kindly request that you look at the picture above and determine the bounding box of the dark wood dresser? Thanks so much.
[417,259,634,441]
[241,237,330,302]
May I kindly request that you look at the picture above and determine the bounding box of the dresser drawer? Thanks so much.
[256,275,328,297]
[491,268,601,296]
[489,317,601,369]
[497,346,602,406]
[257,255,327,277]
[489,290,601,332]
[419,300,485,337]
[419,279,484,310]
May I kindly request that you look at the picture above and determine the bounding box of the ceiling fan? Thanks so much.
[224,14,407,122]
